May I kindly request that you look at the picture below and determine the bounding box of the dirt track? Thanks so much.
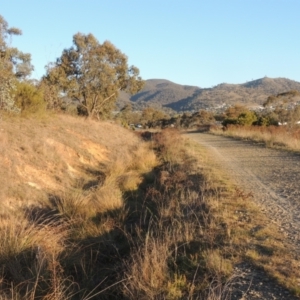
[186,132,300,299]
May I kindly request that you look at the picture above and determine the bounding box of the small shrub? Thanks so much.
[14,81,46,115]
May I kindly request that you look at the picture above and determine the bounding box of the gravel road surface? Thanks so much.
[187,132,300,299]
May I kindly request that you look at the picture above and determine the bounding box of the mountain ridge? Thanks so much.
[117,77,300,112]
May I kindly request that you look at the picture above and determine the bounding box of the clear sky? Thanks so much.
[1,0,300,88]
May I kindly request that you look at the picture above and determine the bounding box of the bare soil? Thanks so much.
[187,132,300,300]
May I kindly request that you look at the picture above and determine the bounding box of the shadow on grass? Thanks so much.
[19,148,223,299]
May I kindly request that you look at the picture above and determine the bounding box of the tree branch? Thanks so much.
[94,93,116,110]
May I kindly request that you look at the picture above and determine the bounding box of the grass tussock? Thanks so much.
[0,215,70,300]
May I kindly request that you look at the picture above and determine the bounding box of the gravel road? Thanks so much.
[186,132,300,299]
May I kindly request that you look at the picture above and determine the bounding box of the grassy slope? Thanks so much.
[0,114,158,299]
[0,114,151,211]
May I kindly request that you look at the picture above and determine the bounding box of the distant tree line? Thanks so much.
[220,103,300,128]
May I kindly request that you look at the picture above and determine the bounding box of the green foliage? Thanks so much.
[61,102,78,116]
[263,95,277,107]
[38,79,62,110]
[0,15,33,113]
[0,70,19,113]
[223,106,257,126]
[263,90,300,108]
[44,33,144,119]
[255,116,272,126]
[0,15,33,80]
[274,107,292,125]
[255,112,279,126]
[120,103,133,115]
[273,106,300,127]
[141,107,167,124]
[222,117,238,126]
[116,103,142,125]
[136,109,215,130]
[14,81,46,114]
[183,110,215,128]
[224,104,249,119]
[236,111,257,126]
[177,112,190,128]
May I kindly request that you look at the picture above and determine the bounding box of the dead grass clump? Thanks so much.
[0,214,71,299]
[152,128,187,165]
[0,114,156,210]
[129,144,157,174]
[92,184,124,212]
[0,113,164,298]
[203,250,233,278]
[49,191,92,221]
[124,235,170,299]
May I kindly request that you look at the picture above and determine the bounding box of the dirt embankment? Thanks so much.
[0,115,143,212]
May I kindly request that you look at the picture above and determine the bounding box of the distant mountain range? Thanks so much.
[117,77,300,112]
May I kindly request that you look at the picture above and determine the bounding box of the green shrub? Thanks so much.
[14,81,46,114]
[236,111,257,126]
[255,115,278,126]
[223,110,257,126]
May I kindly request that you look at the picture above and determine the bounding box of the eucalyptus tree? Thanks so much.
[45,33,144,119]
[0,15,33,112]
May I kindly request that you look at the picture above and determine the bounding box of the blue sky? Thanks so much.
[1,0,300,88]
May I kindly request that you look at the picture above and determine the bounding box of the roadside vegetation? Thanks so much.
[210,101,300,152]
[1,116,300,299]
[115,106,216,130]
[211,124,300,151]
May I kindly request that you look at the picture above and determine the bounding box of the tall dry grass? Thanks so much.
[211,124,300,151]
[0,114,159,299]
[122,129,239,299]
[0,214,71,300]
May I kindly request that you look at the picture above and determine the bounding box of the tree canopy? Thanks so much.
[0,15,33,112]
[222,105,258,126]
[44,33,144,119]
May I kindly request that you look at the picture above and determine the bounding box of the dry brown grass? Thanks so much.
[0,113,156,208]
[2,114,299,298]
[0,213,70,300]
[122,129,241,299]
[211,124,300,151]
[0,113,158,299]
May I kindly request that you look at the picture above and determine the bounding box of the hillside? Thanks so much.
[116,79,200,111]
[0,114,159,298]
[0,115,156,212]
[117,77,300,112]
